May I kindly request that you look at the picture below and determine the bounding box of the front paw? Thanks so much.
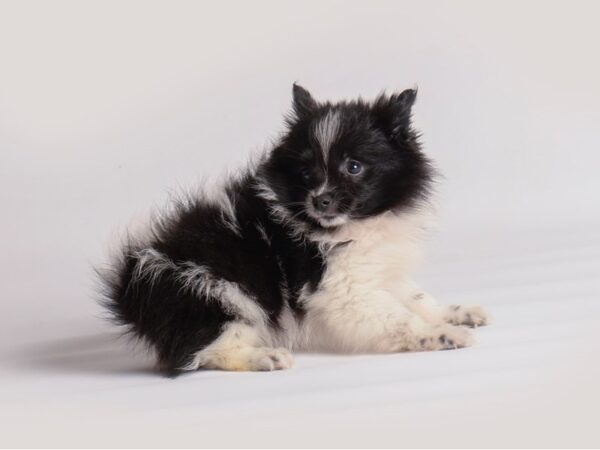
[418,324,475,351]
[445,305,489,328]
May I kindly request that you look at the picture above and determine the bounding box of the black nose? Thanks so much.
[312,193,334,212]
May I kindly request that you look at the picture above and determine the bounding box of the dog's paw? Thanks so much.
[417,324,475,351]
[445,305,489,328]
[249,347,294,371]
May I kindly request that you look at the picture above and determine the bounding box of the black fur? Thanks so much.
[98,84,433,374]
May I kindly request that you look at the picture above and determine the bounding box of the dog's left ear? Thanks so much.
[372,88,417,139]
[292,83,318,119]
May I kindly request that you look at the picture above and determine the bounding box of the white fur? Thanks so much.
[132,248,177,289]
[177,262,268,326]
[254,177,279,202]
[313,181,328,196]
[296,209,477,353]
[184,296,303,371]
[273,301,304,350]
[311,211,349,228]
[254,177,311,241]
[202,181,242,237]
[131,249,268,328]
[255,222,271,246]
[214,190,241,237]
[318,215,349,228]
[183,322,293,371]
[314,111,341,162]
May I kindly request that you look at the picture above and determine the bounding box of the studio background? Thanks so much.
[1,0,599,447]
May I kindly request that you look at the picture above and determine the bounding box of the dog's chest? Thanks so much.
[316,211,427,290]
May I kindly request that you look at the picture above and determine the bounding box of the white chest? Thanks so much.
[294,210,432,351]
[319,210,429,287]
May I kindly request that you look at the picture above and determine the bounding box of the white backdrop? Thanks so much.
[1,0,599,447]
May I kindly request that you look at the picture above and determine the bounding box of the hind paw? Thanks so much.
[248,347,294,371]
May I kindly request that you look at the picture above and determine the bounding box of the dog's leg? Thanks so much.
[304,289,474,353]
[183,322,294,371]
[402,291,489,328]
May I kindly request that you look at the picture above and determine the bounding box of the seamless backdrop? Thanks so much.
[1,0,599,447]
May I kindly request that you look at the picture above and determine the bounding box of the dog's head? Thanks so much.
[257,84,433,233]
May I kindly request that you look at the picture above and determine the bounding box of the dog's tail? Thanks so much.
[95,243,229,374]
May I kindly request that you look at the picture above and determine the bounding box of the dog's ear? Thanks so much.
[372,88,417,139]
[292,83,318,118]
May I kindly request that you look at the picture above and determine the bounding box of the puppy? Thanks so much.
[98,84,488,374]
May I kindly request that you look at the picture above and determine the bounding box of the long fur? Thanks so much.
[97,84,489,374]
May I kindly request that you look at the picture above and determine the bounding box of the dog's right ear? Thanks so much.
[372,88,417,140]
[292,83,318,118]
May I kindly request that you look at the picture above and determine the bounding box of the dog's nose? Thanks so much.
[312,193,334,212]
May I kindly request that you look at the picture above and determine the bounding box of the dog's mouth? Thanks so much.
[316,214,348,228]
[305,208,348,228]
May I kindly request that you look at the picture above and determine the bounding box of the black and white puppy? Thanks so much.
[99,84,488,374]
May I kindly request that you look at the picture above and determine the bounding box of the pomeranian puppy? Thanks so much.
[99,84,488,374]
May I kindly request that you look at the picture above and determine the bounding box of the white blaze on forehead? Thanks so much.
[313,182,328,196]
[314,110,341,164]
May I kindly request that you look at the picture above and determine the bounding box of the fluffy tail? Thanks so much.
[96,245,230,373]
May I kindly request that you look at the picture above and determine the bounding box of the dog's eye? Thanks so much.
[300,168,311,181]
[346,160,363,175]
